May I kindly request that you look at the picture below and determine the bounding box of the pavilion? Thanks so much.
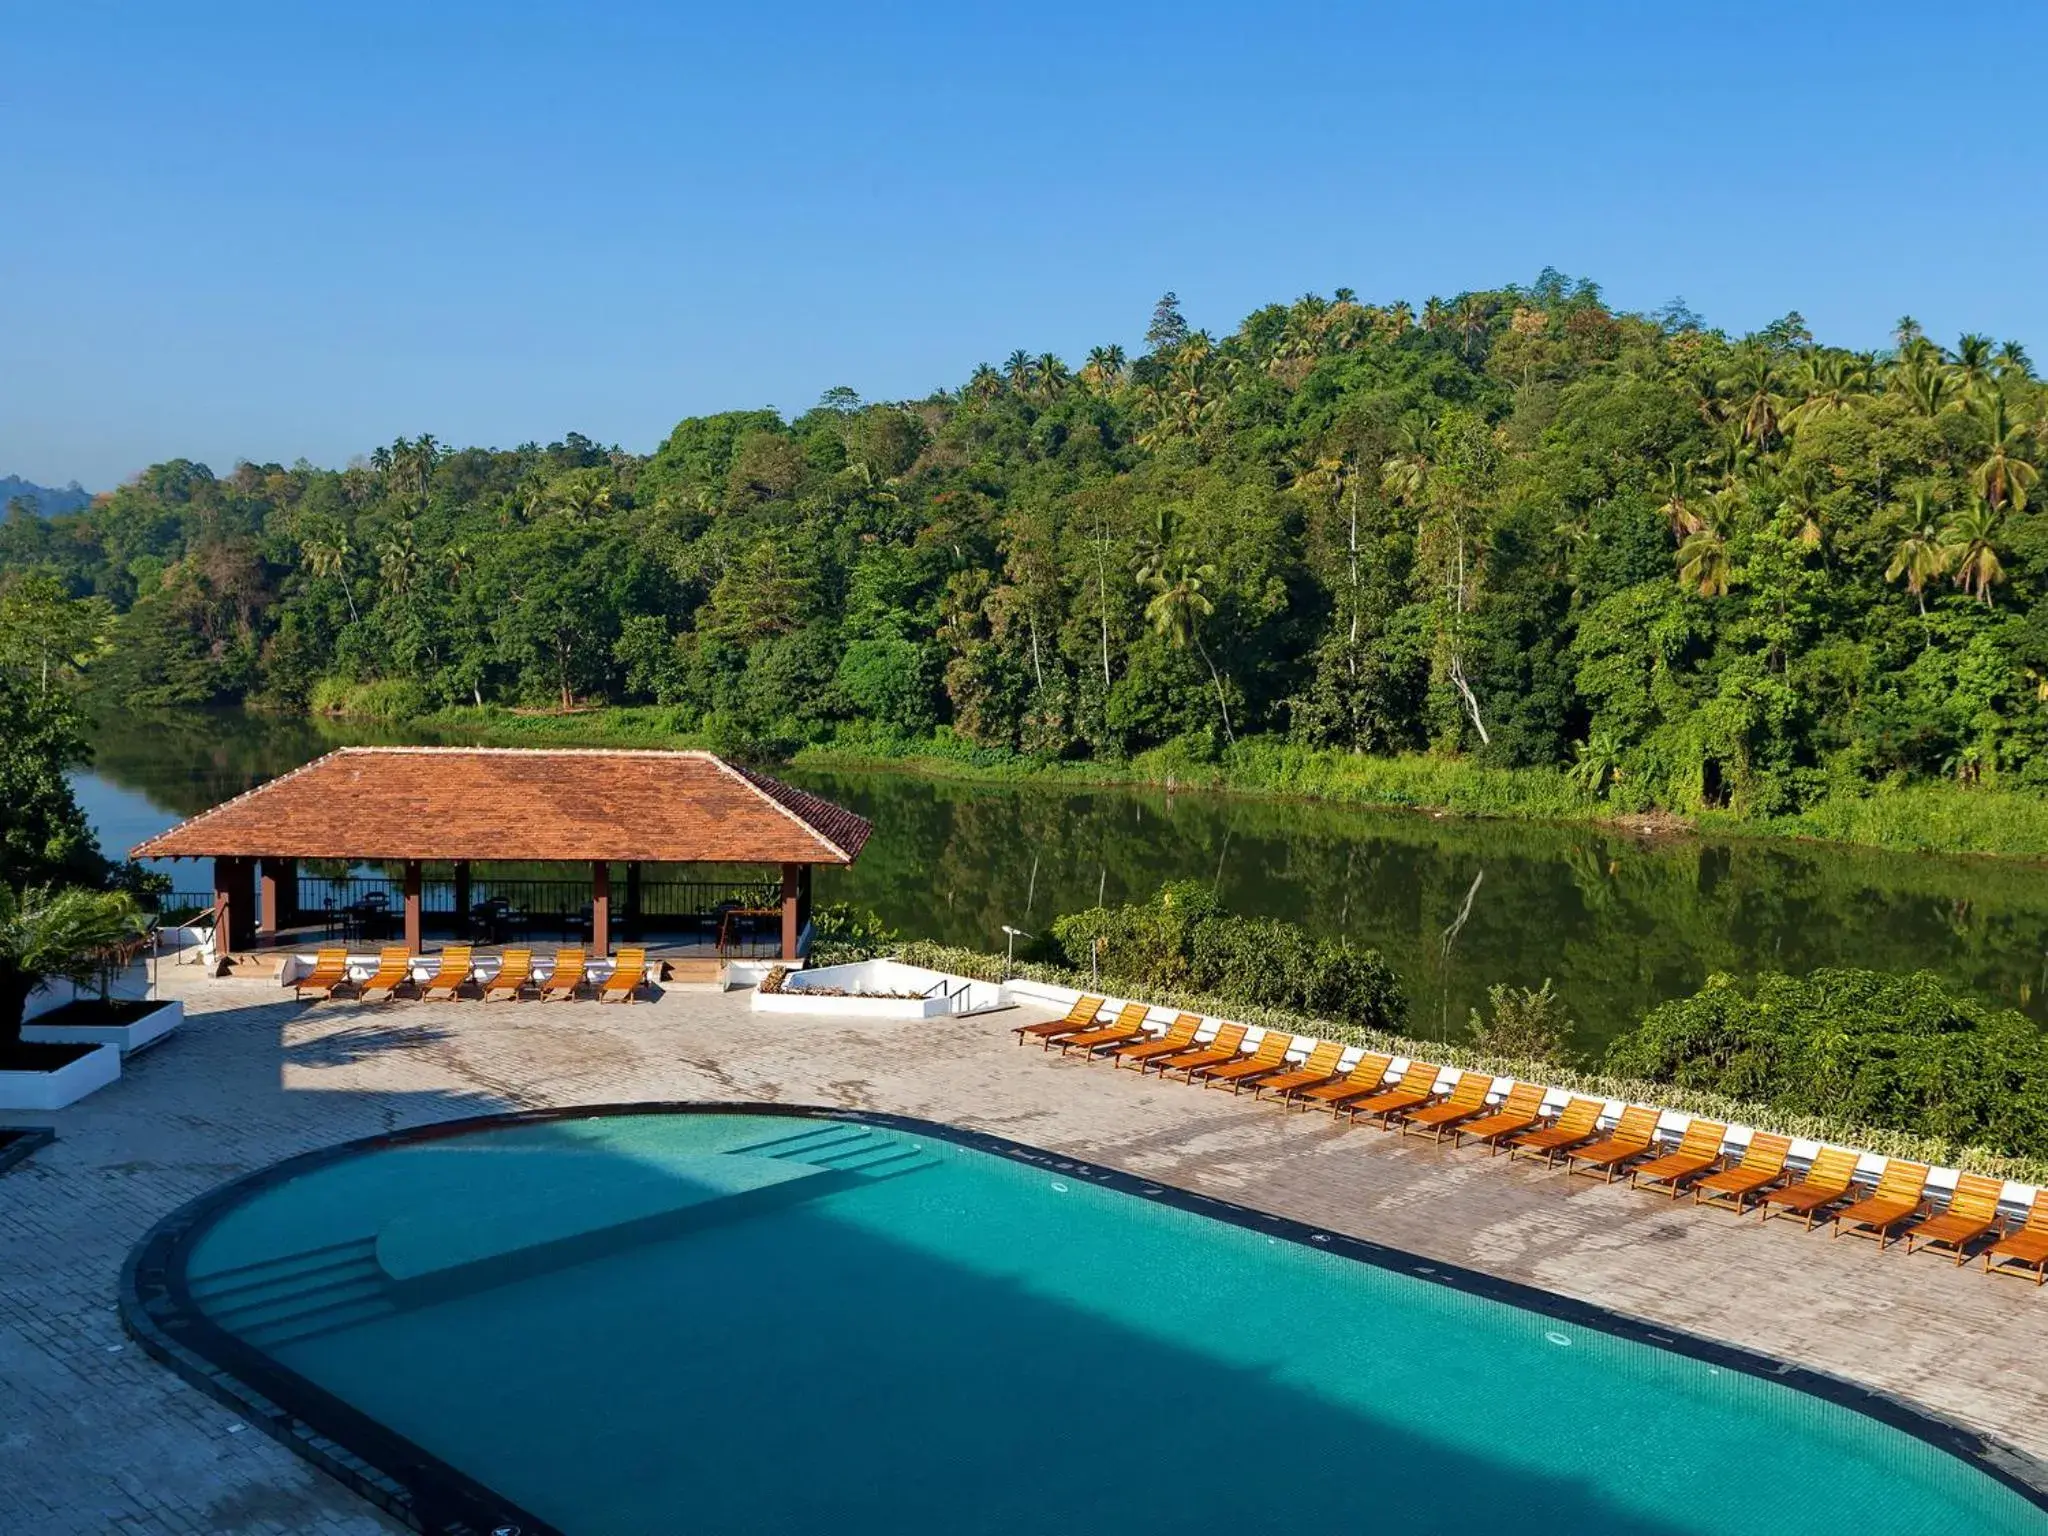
[130,747,872,963]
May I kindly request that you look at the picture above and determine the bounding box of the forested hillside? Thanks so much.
[7,272,2046,820]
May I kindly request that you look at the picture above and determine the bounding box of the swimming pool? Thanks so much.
[125,1105,2048,1536]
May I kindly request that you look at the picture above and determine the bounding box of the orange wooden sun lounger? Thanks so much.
[1056,1003,1156,1056]
[1759,1146,1861,1229]
[1014,994,1105,1045]
[1107,1013,1202,1069]
[1345,1059,1442,1128]
[1150,1022,1250,1082]
[1197,1030,1297,1093]
[1253,1040,1347,1102]
[1983,1198,2048,1285]
[1830,1160,1930,1248]
[356,947,415,1002]
[1691,1132,1791,1212]
[484,949,535,1001]
[602,947,649,1003]
[1628,1119,1727,1197]
[293,946,350,1000]
[1398,1071,1496,1141]
[1563,1104,1663,1183]
[1506,1097,1605,1165]
[1903,1174,2006,1264]
[1291,1052,1395,1115]
[541,948,589,1001]
[420,945,475,1001]
[1453,1081,1547,1151]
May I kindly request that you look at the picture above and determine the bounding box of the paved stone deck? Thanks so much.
[5,970,2047,1533]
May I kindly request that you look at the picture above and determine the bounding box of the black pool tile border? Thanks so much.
[120,1101,2048,1533]
[0,1126,54,1177]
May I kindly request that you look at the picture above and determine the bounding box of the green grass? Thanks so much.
[343,704,2048,861]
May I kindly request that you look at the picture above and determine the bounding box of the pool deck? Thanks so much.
[5,970,2047,1533]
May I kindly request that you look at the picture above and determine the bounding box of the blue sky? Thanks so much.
[4,2,2043,489]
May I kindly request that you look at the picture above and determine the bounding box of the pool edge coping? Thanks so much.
[120,1100,2048,1534]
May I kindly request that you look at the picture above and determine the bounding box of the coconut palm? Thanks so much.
[1941,503,2005,606]
[1785,351,1869,426]
[0,885,145,1047]
[1453,294,1492,358]
[1655,458,1703,538]
[1080,345,1127,393]
[1970,394,2039,512]
[1033,353,1069,402]
[1995,340,2033,382]
[1421,296,1449,333]
[299,536,359,622]
[1896,353,1955,418]
[1723,344,1785,447]
[1675,524,1731,597]
[1380,411,1435,504]
[1884,493,1952,618]
[966,364,1004,403]
[1002,350,1034,393]
[1142,558,1235,743]
[1953,334,1997,402]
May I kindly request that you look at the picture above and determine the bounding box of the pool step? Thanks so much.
[729,1123,939,1184]
[186,1236,399,1349]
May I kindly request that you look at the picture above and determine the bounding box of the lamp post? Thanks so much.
[1000,924,1032,971]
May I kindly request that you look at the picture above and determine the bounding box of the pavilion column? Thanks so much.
[403,861,423,953]
[625,862,642,940]
[453,862,472,933]
[591,861,611,958]
[257,857,297,938]
[213,857,256,954]
[797,865,813,940]
[780,862,801,962]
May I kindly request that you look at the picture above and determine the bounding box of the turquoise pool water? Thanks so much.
[176,1111,2046,1535]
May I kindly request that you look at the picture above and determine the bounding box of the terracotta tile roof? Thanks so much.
[130,748,872,865]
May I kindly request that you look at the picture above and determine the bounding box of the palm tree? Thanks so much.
[1893,316,1925,352]
[1971,394,2039,512]
[1897,353,1955,417]
[1884,493,1952,618]
[1143,559,1234,743]
[1453,295,1491,358]
[966,363,1003,403]
[1953,334,1997,402]
[1655,458,1703,538]
[377,521,423,597]
[299,535,359,622]
[1567,730,1624,797]
[1380,411,1435,503]
[1127,506,1178,583]
[1995,340,2034,382]
[1420,297,1449,333]
[1786,351,1869,426]
[1724,344,1785,447]
[1033,353,1069,402]
[1675,524,1731,597]
[1081,345,1127,393]
[1383,300,1415,338]
[1002,350,1034,393]
[0,885,144,1048]
[1941,502,2005,606]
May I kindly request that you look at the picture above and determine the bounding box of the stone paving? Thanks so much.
[6,968,2048,1532]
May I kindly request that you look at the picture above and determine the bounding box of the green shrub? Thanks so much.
[1047,882,1405,1031]
[308,676,428,720]
[1605,968,2048,1162]
[1469,979,1576,1065]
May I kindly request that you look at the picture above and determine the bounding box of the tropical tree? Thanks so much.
[1675,524,1731,597]
[1142,558,1234,743]
[299,535,359,621]
[1952,334,1997,403]
[0,885,145,1047]
[1941,503,2005,606]
[1884,494,1953,618]
[1970,394,2039,512]
[1724,343,1785,448]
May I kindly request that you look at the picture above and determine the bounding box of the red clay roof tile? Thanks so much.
[129,748,872,865]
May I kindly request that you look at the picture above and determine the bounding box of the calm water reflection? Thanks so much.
[77,708,2048,1051]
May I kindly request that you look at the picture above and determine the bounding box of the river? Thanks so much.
[72,708,2048,1053]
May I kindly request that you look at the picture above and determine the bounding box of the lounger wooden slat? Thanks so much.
[1056,1006,1156,1057]
[1398,1071,1495,1140]
[602,947,649,1004]
[356,947,415,1002]
[420,945,475,1001]
[484,949,535,1002]
[1563,1104,1663,1183]
[1904,1174,2006,1264]
[540,948,589,1001]
[1106,1013,1202,1069]
[1150,1022,1250,1081]
[1692,1133,1791,1213]
[1345,1060,1442,1128]
[1983,1198,2048,1285]
[1759,1146,1861,1229]
[1453,1081,1547,1151]
[1196,1030,1296,1093]
[1505,1097,1604,1165]
[1830,1160,1930,1249]
[293,947,350,1000]
[1013,994,1106,1045]
[1253,1040,1347,1102]
[1291,1052,1395,1114]
[1628,1119,1728,1197]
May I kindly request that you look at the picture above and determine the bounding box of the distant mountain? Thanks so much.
[1,476,92,517]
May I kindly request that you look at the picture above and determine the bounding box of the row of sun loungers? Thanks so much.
[293,945,649,1004]
[1017,996,2048,1284]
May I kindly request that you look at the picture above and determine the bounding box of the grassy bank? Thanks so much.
[370,705,2048,860]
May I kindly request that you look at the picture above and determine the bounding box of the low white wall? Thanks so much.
[22,999,182,1055]
[0,1042,120,1110]
[751,959,1004,1018]
[1000,977,2037,1216]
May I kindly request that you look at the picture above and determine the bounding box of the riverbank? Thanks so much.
[391,705,2048,861]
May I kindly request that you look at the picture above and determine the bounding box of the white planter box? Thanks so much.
[23,999,183,1056]
[0,1042,121,1110]
[749,959,1006,1018]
